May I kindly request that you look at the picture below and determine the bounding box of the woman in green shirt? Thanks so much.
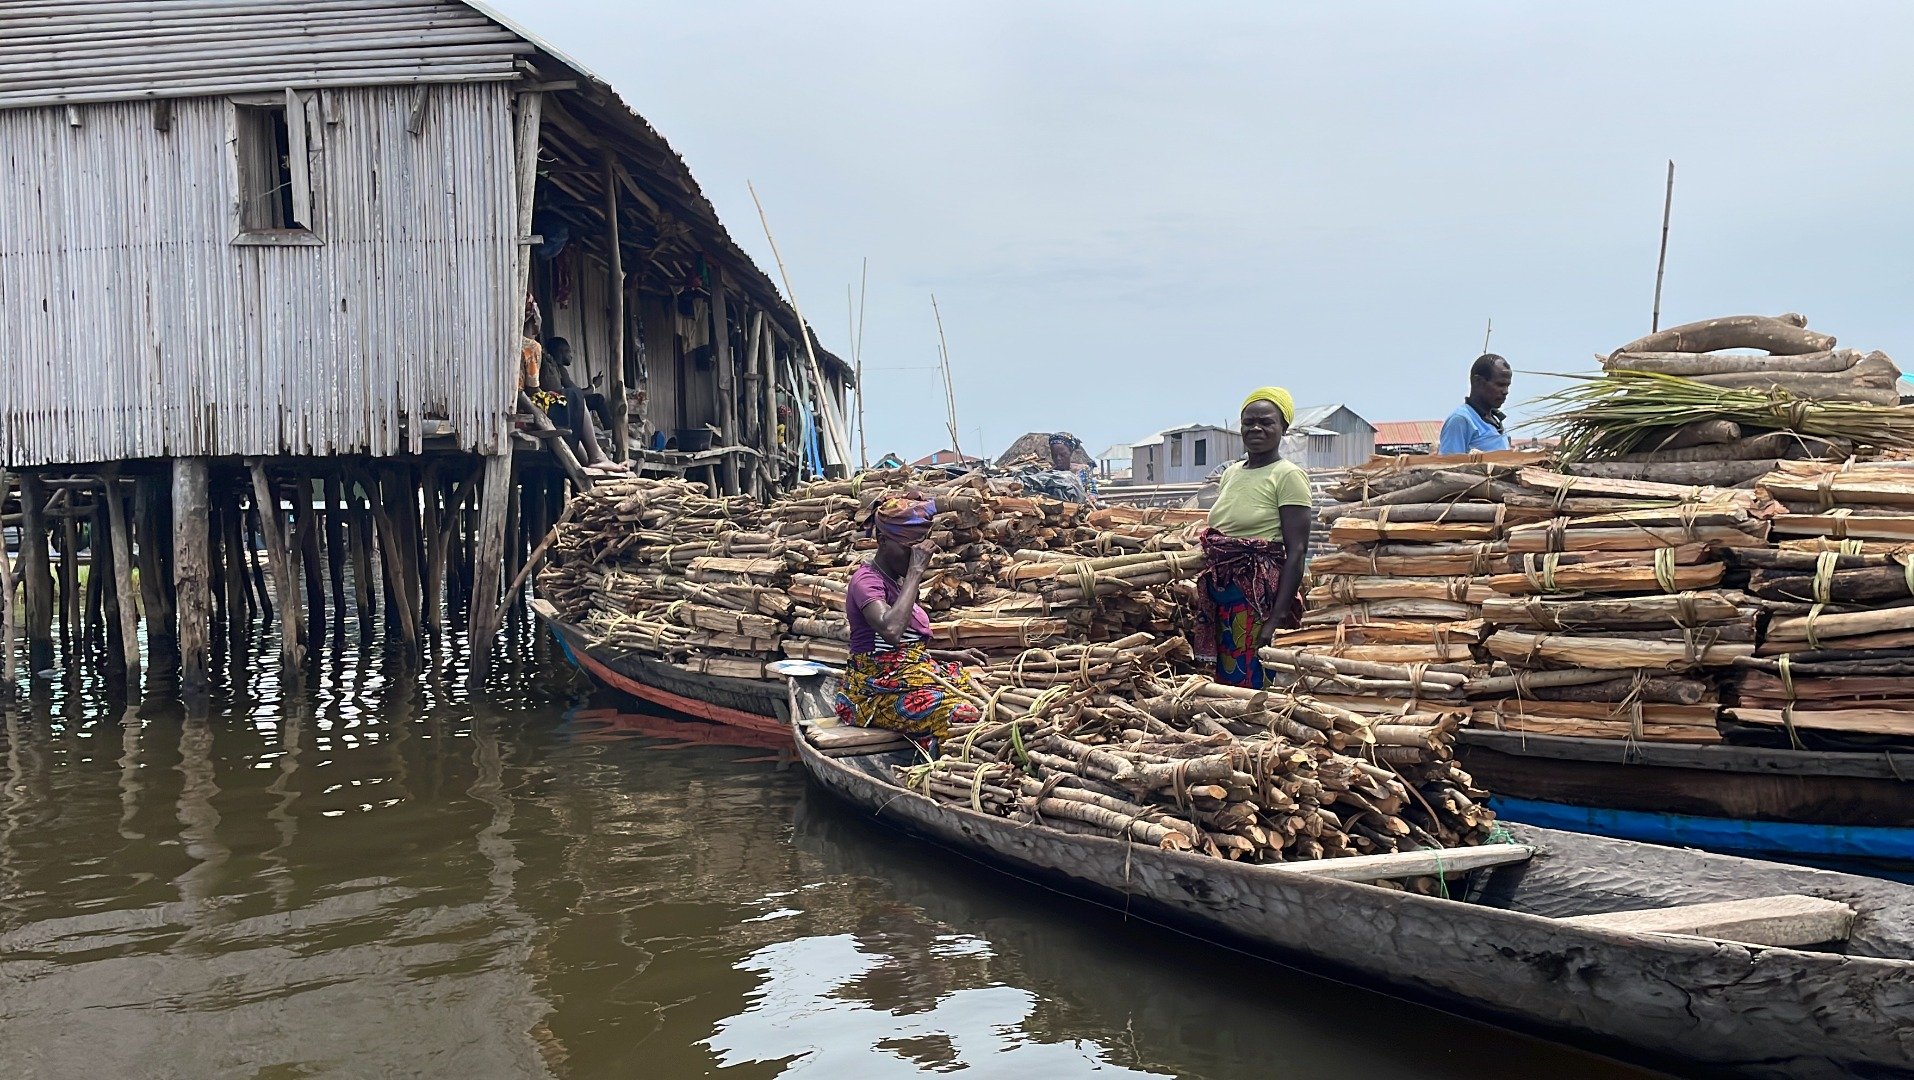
[1191,387,1314,687]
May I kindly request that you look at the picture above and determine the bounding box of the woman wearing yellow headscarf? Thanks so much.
[1190,387,1314,687]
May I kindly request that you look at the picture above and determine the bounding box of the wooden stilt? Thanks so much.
[348,476,376,640]
[134,476,178,682]
[222,495,251,624]
[420,466,445,636]
[20,475,53,673]
[91,495,118,682]
[247,460,304,678]
[59,505,79,660]
[102,471,142,693]
[502,466,521,631]
[363,469,419,650]
[173,455,214,693]
[294,485,324,653]
[323,473,347,634]
[602,148,630,461]
[0,470,17,695]
[713,278,740,496]
[245,496,273,623]
[467,452,512,681]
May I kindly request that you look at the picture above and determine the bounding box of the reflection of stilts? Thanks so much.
[117,706,144,841]
[262,702,308,912]
[172,717,231,921]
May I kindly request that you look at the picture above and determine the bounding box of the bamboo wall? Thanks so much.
[0,1,530,110]
[0,83,519,466]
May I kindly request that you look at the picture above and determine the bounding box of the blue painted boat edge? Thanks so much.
[1491,796,1914,863]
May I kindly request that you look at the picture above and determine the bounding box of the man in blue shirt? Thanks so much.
[1438,353,1513,454]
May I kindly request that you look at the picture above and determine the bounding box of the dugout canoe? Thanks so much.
[795,719,1914,1078]
[534,599,790,738]
[1456,729,1914,869]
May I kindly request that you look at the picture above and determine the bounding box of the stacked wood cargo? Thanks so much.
[535,472,1210,679]
[816,633,1503,889]
[1727,461,1914,747]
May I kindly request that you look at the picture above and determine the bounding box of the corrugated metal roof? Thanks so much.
[1374,420,1445,445]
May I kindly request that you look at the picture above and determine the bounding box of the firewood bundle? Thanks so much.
[536,471,1208,679]
[853,634,1500,889]
[1469,470,1771,743]
[1718,460,1914,747]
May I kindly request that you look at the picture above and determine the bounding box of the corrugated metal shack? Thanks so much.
[0,0,853,697]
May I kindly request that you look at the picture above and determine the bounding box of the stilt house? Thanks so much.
[0,0,853,691]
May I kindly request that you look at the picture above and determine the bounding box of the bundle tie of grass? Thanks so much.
[1777,654,1805,751]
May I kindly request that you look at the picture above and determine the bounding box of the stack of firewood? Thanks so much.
[1722,460,1914,747]
[828,633,1500,887]
[537,473,1208,679]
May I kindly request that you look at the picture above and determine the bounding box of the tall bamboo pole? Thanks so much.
[855,257,869,471]
[1652,159,1675,333]
[745,181,852,470]
[930,293,963,463]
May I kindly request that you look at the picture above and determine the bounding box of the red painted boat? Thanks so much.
[531,598,792,738]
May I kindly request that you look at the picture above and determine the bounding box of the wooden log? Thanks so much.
[1306,576,1493,605]
[1322,502,1506,524]
[58,505,78,660]
[1479,590,1745,629]
[1771,513,1914,543]
[1725,707,1914,738]
[1481,711,1722,743]
[363,471,419,650]
[1485,560,1724,595]
[1562,459,1783,487]
[467,452,514,682]
[603,149,630,462]
[101,473,142,693]
[1302,599,1477,624]
[220,498,250,627]
[19,475,53,672]
[324,474,348,632]
[0,471,14,693]
[245,495,274,623]
[1749,565,1914,604]
[349,478,376,637]
[1484,629,1752,670]
[1612,313,1831,356]
[1504,523,1762,553]
[1605,431,1847,465]
[294,481,325,648]
[174,455,213,693]
[1767,603,1914,644]
[134,475,177,681]
[1606,348,1862,377]
[248,461,305,677]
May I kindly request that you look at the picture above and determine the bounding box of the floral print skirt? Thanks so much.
[834,642,981,740]
[1207,578,1270,689]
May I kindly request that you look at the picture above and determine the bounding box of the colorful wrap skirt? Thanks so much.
[834,642,981,740]
[1204,577,1272,689]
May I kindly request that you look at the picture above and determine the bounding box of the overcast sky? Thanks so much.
[488,0,1914,462]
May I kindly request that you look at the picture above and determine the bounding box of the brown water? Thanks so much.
[0,621,1665,1079]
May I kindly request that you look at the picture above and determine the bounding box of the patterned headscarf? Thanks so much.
[1241,387,1295,425]
[871,495,937,542]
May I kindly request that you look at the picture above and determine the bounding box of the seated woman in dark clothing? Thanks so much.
[539,336,613,463]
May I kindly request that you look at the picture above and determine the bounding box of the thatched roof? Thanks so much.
[996,431,1093,468]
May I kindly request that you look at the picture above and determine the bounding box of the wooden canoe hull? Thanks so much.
[797,730,1914,1078]
[1458,729,1914,864]
[541,611,790,738]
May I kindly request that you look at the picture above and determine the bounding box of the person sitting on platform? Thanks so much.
[834,495,983,758]
[539,336,614,466]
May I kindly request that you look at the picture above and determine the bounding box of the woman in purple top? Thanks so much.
[832,495,982,757]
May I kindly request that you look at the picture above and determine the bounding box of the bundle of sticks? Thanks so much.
[537,472,1209,679]
[1719,460,1914,747]
[823,633,1501,891]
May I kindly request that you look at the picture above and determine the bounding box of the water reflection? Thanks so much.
[0,616,1660,1079]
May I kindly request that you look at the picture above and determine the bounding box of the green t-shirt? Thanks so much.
[1207,459,1312,540]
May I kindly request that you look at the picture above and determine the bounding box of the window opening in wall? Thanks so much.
[235,97,312,234]
[1194,437,1207,467]
[1170,435,1182,467]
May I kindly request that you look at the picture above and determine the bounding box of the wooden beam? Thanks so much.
[1266,843,1533,882]
[19,475,52,673]
[1564,895,1854,949]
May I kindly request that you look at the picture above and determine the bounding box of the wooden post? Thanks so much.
[363,469,419,650]
[466,452,513,682]
[245,497,274,623]
[323,473,347,633]
[171,455,210,693]
[348,476,376,639]
[713,279,741,495]
[420,465,444,636]
[102,471,142,693]
[221,496,250,625]
[501,466,522,630]
[247,460,304,677]
[59,504,79,660]
[601,149,630,462]
[20,475,53,673]
[760,330,778,492]
[135,475,178,682]
[293,480,324,652]
[0,470,17,695]
[88,496,112,674]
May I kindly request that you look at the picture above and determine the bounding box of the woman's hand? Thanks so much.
[907,540,934,576]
